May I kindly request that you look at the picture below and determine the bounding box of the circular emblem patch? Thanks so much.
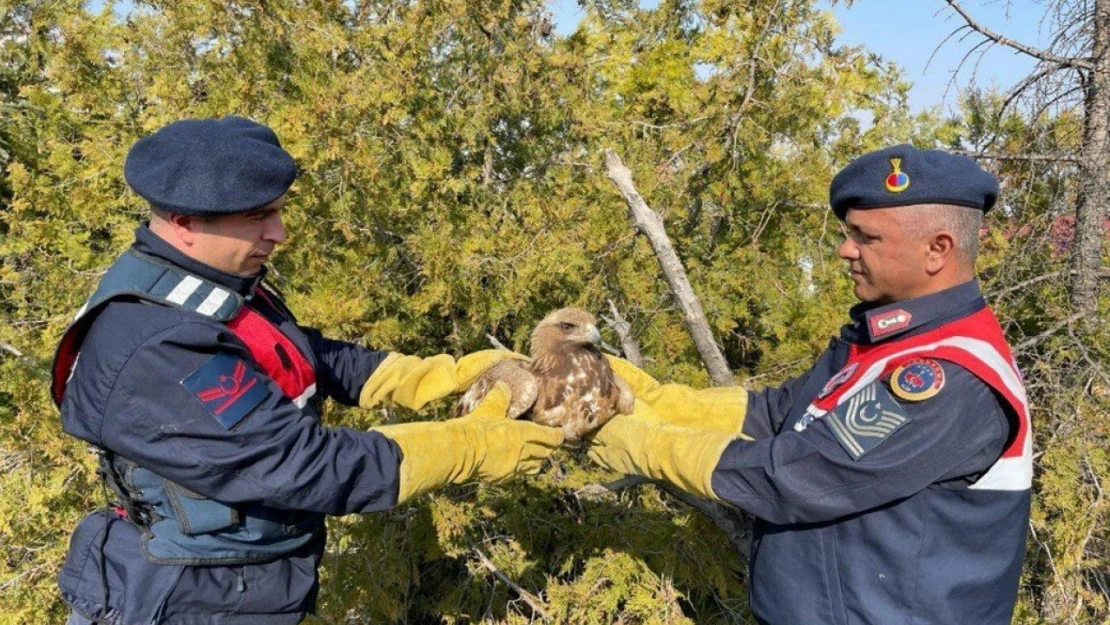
[890,359,944,401]
[885,157,910,193]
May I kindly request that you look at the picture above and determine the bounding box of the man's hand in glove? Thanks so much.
[374,383,564,503]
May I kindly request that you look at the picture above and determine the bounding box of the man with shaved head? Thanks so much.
[591,145,1030,625]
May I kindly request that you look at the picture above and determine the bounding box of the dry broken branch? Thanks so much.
[603,149,734,386]
[470,542,550,620]
[0,341,24,359]
[603,299,644,367]
[989,270,1110,302]
[987,271,1065,300]
[485,333,512,352]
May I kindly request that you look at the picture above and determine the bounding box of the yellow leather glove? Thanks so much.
[587,402,736,501]
[605,356,751,437]
[360,350,525,411]
[373,384,564,503]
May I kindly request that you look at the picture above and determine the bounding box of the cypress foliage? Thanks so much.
[0,1,1104,623]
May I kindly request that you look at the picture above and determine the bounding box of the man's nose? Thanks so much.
[838,236,858,261]
[264,213,287,244]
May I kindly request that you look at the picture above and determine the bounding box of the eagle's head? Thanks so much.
[529,307,602,360]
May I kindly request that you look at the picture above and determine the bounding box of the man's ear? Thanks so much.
[924,231,956,275]
[165,212,201,247]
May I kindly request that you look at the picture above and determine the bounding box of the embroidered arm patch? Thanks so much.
[182,353,270,429]
[822,381,910,461]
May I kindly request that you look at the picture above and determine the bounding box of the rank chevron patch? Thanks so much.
[824,381,910,460]
[182,353,270,430]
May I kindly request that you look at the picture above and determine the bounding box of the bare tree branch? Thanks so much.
[999,64,1068,117]
[987,271,1065,300]
[957,152,1079,162]
[1029,84,1086,121]
[603,299,644,367]
[952,37,996,88]
[470,542,550,620]
[485,333,511,352]
[603,149,734,386]
[650,481,750,554]
[723,0,782,162]
[942,0,1094,69]
[0,341,24,359]
[598,341,622,356]
[927,23,972,75]
[1015,312,1090,352]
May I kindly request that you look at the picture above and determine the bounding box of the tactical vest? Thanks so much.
[797,306,1032,491]
[52,249,324,565]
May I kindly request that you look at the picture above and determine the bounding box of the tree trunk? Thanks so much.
[1072,0,1110,317]
[604,149,735,386]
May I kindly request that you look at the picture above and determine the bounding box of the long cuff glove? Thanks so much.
[587,404,735,501]
[605,355,751,438]
[373,384,564,504]
[360,350,525,411]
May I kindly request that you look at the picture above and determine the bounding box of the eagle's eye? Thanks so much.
[558,322,575,331]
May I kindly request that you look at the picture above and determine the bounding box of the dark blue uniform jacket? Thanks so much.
[58,226,402,625]
[712,281,1030,625]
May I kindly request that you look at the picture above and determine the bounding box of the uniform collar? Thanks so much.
[132,224,265,296]
[842,280,985,345]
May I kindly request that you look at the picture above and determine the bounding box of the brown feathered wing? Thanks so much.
[455,360,539,419]
[457,352,635,444]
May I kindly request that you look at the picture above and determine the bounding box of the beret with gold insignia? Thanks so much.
[829,144,999,220]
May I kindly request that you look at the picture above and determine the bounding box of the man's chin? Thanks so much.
[853,284,881,304]
[235,259,267,277]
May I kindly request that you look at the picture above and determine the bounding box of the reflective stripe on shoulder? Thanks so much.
[196,288,231,316]
[150,272,239,320]
[165,275,203,305]
[969,435,1033,491]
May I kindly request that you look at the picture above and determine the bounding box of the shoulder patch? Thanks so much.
[823,381,910,461]
[818,362,860,399]
[182,353,270,429]
[869,308,912,338]
[890,358,945,402]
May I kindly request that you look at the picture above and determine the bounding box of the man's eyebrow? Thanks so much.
[848,222,879,236]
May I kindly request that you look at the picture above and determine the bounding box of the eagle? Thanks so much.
[457,308,636,444]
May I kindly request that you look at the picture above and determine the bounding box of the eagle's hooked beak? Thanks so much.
[585,324,602,346]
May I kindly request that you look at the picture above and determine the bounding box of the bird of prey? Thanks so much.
[457,308,636,444]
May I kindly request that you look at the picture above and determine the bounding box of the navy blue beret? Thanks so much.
[124,116,296,215]
[829,144,998,220]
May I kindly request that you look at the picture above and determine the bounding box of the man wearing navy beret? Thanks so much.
[52,116,564,625]
[591,145,1031,624]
